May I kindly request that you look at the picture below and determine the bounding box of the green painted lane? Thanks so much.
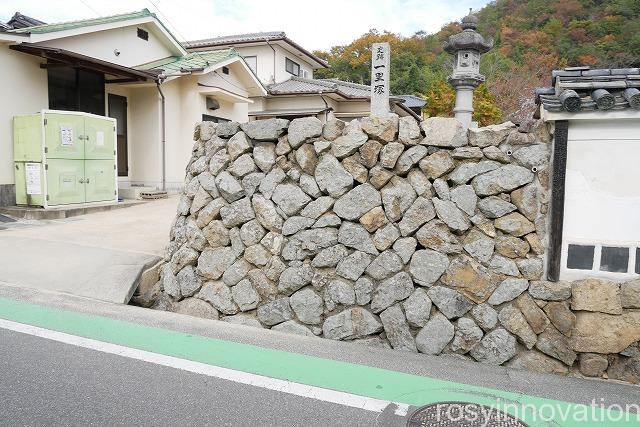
[0,297,636,426]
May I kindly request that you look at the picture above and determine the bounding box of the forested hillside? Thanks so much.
[313,0,640,124]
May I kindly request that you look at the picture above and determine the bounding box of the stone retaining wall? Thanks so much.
[137,115,640,384]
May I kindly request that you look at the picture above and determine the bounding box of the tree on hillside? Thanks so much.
[314,0,640,123]
[424,79,502,127]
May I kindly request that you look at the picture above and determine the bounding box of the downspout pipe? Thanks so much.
[265,39,276,84]
[155,70,196,192]
[156,79,166,191]
[319,93,331,121]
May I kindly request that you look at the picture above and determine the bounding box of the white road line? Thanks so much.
[0,318,411,416]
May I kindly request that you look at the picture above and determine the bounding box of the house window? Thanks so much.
[567,243,639,275]
[137,27,149,41]
[244,56,257,74]
[202,114,230,123]
[222,66,229,75]
[285,57,300,76]
[600,246,629,273]
[48,66,105,116]
[566,244,594,270]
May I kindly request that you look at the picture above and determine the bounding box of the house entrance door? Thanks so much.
[108,94,128,177]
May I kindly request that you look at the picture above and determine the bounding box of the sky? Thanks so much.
[1,0,489,51]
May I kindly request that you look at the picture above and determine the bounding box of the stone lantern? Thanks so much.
[443,10,493,129]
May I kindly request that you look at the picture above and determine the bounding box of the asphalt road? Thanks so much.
[0,329,397,427]
[1,284,639,427]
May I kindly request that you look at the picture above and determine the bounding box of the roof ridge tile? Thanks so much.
[8,9,152,34]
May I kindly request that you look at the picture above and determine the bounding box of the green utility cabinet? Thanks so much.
[13,110,118,207]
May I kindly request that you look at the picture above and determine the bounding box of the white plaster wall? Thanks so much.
[334,100,371,114]
[197,64,250,98]
[231,44,315,84]
[35,23,174,67]
[123,71,251,192]
[561,119,640,281]
[273,45,314,82]
[0,45,48,186]
[159,79,185,191]
[167,76,249,190]
[259,95,327,111]
[231,45,277,84]
[214,99,249,123]
[127,85,162,188]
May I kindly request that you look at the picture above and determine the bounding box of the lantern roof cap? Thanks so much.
[443,11,493,54]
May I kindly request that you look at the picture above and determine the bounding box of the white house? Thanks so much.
[536,66,640,282]
[0,9,266,204]
[0,11,422,206]
[185,32,420,122]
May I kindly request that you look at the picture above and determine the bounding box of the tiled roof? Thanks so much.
[4,12,45,29]
[8,9,152,34]
[320,79,372,97]
[267,77,424,106]
[267,77,372,98]
[184,31,329,68]
[249,107,328,117]
[397,95,427,108]
[137,48,238,74]
[184,32,286,48]
[536,67,640,112]
[267,77,422,120]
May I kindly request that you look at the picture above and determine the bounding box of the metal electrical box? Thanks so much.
[13,110,118,208]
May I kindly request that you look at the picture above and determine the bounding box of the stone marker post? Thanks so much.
[370,42,390,116]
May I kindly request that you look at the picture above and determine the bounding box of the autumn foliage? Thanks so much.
[314,0,640,124]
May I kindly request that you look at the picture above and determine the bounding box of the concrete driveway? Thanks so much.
[0,197,177,303]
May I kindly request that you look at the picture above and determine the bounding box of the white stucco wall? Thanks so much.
[127,85,162,188]
[232,44,315,84]
[109,61,253,192]
[0,45,48,186]
[334,100,372,115]
[197,63,250,99]
[34,23,175,67]
[259,95,327,111]
[561,118,640,281]
[273,44,314,82]
[162,72,250,191]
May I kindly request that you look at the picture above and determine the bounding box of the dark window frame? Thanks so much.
[202,114,230,123]
[108,94,129,177]
[222,66,229,75]
[285,57,300,76]
[47,66,105,116]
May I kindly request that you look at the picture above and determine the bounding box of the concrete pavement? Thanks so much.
[0,283,638,427]
[0,197,177,303]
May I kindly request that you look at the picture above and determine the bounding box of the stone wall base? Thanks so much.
[138,116,640,385]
